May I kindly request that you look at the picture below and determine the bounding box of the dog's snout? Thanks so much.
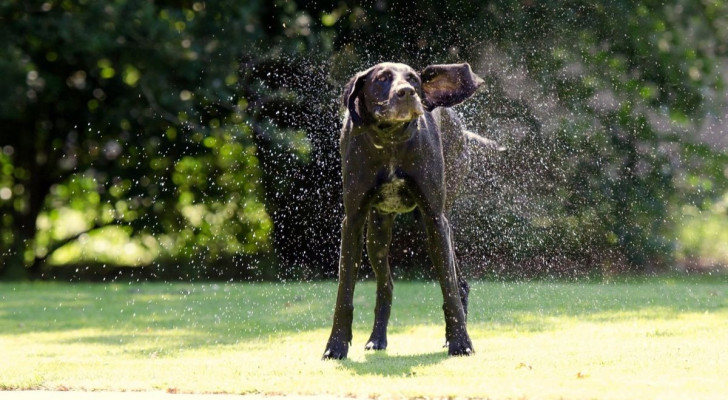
[396,86,415,98]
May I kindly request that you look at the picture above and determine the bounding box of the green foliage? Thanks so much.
[1,0,727,279]
[0,1,277,278]
[348,0,728,275]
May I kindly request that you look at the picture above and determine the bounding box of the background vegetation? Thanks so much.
[1,0,727,280]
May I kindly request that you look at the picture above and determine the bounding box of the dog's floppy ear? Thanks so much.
[342,68,372,125]
[420,63,484,111]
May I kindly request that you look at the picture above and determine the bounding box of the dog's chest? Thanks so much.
[373,174,416,213]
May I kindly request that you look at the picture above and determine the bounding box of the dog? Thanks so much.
[323,62,494,359]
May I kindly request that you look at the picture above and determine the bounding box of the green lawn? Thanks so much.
[0,276,726,399]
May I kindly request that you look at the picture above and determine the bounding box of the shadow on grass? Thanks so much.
[340,350,449,376]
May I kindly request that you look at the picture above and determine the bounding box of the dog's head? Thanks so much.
[343,62,484,126]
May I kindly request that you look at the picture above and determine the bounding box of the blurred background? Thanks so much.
[1,0,727,281]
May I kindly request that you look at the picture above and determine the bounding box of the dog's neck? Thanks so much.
[375,121,408,131]
[352,120,417,149]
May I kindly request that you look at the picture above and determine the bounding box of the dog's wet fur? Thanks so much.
[323,62,493,359]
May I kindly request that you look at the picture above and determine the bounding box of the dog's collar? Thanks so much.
[352,120,418,149]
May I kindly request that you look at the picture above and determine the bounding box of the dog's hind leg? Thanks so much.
[457,265,470,322]
[365,208,395,351]
[423,213,473,356]
[448,223,469,322]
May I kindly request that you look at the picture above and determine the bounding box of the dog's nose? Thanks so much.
[396,86,415,98]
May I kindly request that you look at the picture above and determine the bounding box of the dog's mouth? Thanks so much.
[373,97,424,123]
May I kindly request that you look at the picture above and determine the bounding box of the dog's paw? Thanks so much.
[364,338,387,351]
[447,338,474,357]
[322,340,349,360]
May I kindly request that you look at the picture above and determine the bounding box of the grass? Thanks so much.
[0,275,726,399]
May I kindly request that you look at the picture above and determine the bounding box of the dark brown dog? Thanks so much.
[323,62,491,359]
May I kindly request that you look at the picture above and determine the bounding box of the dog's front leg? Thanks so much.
[424,213,474,356]
[365,208,395,351]
[323,212,366,360]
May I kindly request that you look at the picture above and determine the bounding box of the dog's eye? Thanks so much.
[406,74,419,84]
[377,73,391,82]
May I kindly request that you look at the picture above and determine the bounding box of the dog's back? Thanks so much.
[431,107,502,212]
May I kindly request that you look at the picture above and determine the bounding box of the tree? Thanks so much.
[2,0,726,280]
[0,2,278,279]
[303,0,728,276]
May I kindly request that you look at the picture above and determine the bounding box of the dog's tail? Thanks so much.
[464,130,506,151]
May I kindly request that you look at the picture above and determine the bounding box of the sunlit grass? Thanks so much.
[1,277,726,399]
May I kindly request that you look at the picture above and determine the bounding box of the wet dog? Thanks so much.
[324,62,492,359]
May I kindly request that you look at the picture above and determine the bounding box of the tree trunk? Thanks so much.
[1,235,32,281]
[1,210,50,281]
[0,147,51,281]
